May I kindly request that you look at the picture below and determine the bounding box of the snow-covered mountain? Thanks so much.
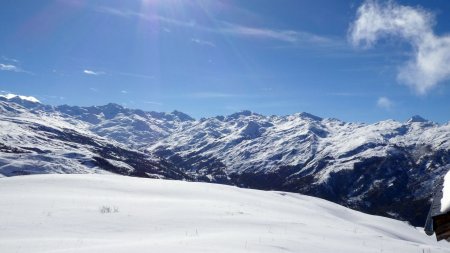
[0,174,448,253]
[150,111,450,226]
[2,95,194,149]
[0,97,187,180]
[1,94,449,226]
[56,104,194,149]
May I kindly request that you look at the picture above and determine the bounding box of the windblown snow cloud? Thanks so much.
[349,0,450,94]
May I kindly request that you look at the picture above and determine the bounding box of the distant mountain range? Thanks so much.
[1,93,449,226]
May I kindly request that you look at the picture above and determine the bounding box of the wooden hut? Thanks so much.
[425,174,450,241]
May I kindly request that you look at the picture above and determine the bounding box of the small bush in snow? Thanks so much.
[99,205,119,214]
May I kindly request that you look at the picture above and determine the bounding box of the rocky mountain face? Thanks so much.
[1,94,449,226]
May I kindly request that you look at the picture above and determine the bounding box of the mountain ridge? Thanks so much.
[1,92,439,124]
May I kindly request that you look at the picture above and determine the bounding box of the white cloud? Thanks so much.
[349,0,450,94]
[0,62,32,74]
[377,96,393,110]
[191,38,216,47]
[121,90,128,94]
[83,69,104,75]
[0,64,20,72]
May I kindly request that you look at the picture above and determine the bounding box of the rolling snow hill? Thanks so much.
[0,174,448,253]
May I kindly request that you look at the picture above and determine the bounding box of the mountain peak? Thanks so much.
[0,93,40,103]
[407,115,428,123]
[295,112,322,121]
[227,110,260,120]
[171,110,194,122]
[102,103,124,109]
[96,103,125,119]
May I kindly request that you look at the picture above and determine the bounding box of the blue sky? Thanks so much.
[1,0,450,123]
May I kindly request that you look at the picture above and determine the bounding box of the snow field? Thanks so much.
[0,174,448,253]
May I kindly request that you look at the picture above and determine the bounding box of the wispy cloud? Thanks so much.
[191,38,216,47]
[221,22,331,44]
[377,96,393,110]
[95,6,132,18]
[1,56,19,63]
[83,69,104,75]
[0,63,32,74]
[349,0,450,94]
[95,5,333,45]
[121,90,128,94]
[0,64,20,72]
[95,6,194,28]
[85,68,153,79]
[223,23,298,42]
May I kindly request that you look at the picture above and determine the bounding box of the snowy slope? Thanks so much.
[0,174,448,253]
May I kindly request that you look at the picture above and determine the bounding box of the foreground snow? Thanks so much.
[0,174,448,253]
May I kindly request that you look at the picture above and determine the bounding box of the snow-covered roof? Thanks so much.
[425,167,450,235]
[441,171,450,213]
